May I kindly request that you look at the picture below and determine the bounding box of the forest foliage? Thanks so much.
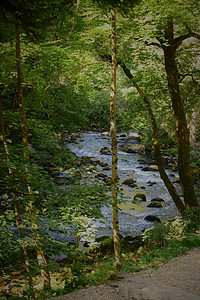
[0,0,200,298]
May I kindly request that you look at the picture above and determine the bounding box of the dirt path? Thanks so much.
[47,247,200,300]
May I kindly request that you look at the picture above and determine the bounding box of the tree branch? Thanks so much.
[173,31,200,47]
[145,40,161,48]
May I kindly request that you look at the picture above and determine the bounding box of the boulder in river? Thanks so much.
[169,163,178,171]
[145,215,161,223]
[90,159,109,168]
[124,144,145,155]
[148,181,157,186]
[149,165,159,171]
[147,202,163,208]
[173,178,181,184]
[100,147,111,155]
[151,197,165,203]
[101,132,109,137]
[134,193,146,202]
[103,166,111,170]
[118,133,126,138]
[123,178,137,187]
[142,165,159,171]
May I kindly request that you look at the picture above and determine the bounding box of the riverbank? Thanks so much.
[47,247,200,300]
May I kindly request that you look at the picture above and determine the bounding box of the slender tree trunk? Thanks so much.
[162,20,198,209]
[98,52,186,215]
[118,61,186,215]
[16,22,51,290]
[0,98,34,290]
[110,9,121,266]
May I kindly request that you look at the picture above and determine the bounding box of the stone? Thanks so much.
[103,166,111,170]
[173,178,181,184]
[118,133,126,138]
[169,163,178,171]
[101,132,109,136]
[169,173,176,177]
[124,144,145,155]
[147,202,163,208]
[128,132,141,140]
[148,181,157,186]
[142,165,159,171]
[149,165,159,171]
[134,193,146,202]
[100,147,111,155]
[145,215,161,223]
[122,178,137,187]
[95,172,108,181]
[151,197,165,203]
[142,166,149,171]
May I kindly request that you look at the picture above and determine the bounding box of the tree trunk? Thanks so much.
[98,53,186,215]
[110,9,121,266]
[16,22,51,290]
[161,20,198,209]
[118,61,186,215]
[0,98,34,290]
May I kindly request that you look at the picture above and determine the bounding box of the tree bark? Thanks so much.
[16,22,51,290]
[118,61,186,215]
[0,98,34,289]
[110,9,121,266]
[160,20,198,208]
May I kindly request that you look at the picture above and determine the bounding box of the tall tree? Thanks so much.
[99,53,186,215]
[101,0,199,210]
[156,19,199,208]
[16,21,51,290]
[0,0,78,291]
[0,98,34,290]
[117,60,186,214]
[110,9,121,265]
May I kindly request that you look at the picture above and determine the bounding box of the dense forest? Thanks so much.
[0,0,200,299]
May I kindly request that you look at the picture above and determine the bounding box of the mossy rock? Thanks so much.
[134,193,146,202]
[147,202,163,208]
[123,178,137,187]
[145,215,161,223]
[100,147,111,155]
[151,198,165,202]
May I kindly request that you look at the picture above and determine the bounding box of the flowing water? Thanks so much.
[66,131,181,243]
[8,131,181,252]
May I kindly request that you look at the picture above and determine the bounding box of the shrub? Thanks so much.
[183,207,200,233]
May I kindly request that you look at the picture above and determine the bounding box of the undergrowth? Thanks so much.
[1,206,200,300]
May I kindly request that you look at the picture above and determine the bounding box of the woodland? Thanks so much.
[0,0,200,299]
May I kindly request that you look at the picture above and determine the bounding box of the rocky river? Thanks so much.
[62,131,182,246]
[4,131,182,251]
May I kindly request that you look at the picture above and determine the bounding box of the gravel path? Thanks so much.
[47,247,200,300]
